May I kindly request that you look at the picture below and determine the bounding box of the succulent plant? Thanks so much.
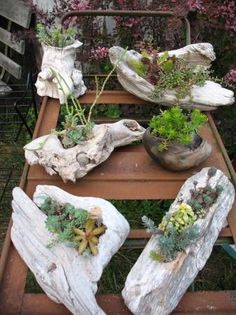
[40,197,106,256]
[207,167,217,177]
[74,219,106,256]
[187,172,223,219]
[159,203,197,234]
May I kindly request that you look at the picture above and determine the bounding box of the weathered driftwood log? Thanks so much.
[109,44,235,111]
[35,41,87,104]
[143,129,212,171]
[11,185,130,315]
[122,167,235,315]
[24,119,145,182]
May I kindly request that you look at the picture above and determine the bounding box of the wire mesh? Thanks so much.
[0,81,37,249]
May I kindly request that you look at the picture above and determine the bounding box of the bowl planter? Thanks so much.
[143,127,212,171]
[109,43,234,111]
[24,119,145,182]
[122,167,235,315]
[35,41,87,104]
[11,185,130,315]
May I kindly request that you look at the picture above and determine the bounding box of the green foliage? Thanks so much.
[142,215,159,234]
[111,199,172,229]
[128,49,210,102]
[146,202,200,262]
[40,197,106,256]
[40,197,59,215]
[187,173,224,219]
[104,105,122,119]
[149,106,208,151]
[152,59,210,101]
[159,203,197,233]
[60,122,95,148]
[127,57,148,77]
[157,225,199,262]
[41,197,89,245]
[36,23,77,48]
[46,215,62,233]
[51,49,127,149]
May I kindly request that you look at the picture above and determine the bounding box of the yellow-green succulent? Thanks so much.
[74,218,106,256]
[159,202,197,234]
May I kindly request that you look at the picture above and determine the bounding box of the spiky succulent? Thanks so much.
[40,197,106,256]
[74,219,106,256]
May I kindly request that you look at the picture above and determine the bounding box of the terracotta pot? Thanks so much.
[143,128,212,171]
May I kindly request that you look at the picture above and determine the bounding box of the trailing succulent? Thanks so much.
[128,49,210,102]
[50,49,127,149]
[40,197,106,256]
[142,167,223,262]
[149,106,208,151]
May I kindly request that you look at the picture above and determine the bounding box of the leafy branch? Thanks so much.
[51,48,127,148]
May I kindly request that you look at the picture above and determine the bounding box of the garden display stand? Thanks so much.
[0,10,236,315]
[0,91,236,315]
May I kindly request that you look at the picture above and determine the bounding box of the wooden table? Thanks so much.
[0,91,236,314]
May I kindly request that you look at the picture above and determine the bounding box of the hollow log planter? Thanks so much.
[122,167,235,315]
[24,119,145,182]
[109,43,235,111]
[11,185,130,315]
[143,128,212,171]
[35,41,87,104]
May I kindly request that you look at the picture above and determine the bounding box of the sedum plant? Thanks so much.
[142,168,223,262]
[36,23,77,48]
[149,106,208,151]
[142,204,199,263]
[40,197,106,256]
[159,203,197,233]
[128,49,211,102]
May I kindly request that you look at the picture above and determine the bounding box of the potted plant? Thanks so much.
[11,185,130,315]
[35,23,87,104]
[25,53,145,182]
[122,167,235,315]
[143,106,212,171]
[109,44,234,110]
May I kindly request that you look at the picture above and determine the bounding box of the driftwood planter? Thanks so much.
[35,41,87,104]
[122,167,235,315]
[11,185,130,315]
[143,128,212,171]
[109,43,235,111]
[24,119,145,182]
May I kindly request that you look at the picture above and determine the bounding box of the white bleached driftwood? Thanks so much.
[122,167,235,315]
[35,41,87,104]
[109,44,235,111]
[24,119,145,182]
[11,185,130,315]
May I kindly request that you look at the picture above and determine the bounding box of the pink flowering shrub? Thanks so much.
[187,0,205,12]
[22,0,235,78]
[218,1,236,32]
[225,69,236,86]
[91,47,109,60]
